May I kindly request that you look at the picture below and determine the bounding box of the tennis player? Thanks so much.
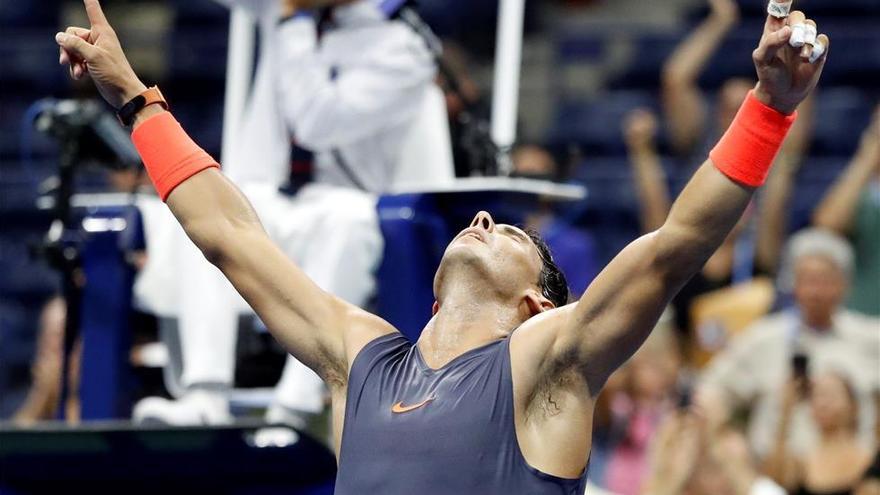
[56,0,828,492]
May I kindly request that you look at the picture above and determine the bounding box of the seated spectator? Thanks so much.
[641,412,786,495]
[814,107,880,316]
[511,144,599,297]
[765,371,875,494]
[698,228,880,459]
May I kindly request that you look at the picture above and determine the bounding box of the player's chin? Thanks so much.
[441,241,488,267]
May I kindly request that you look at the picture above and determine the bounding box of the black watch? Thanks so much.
[117,86,168,126]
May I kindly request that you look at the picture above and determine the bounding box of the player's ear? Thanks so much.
[432,301,440,316]
[522,292,555,319]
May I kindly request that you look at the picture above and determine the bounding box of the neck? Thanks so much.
[419,289,522,368]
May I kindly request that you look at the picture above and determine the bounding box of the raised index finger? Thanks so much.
[84,0,109,26]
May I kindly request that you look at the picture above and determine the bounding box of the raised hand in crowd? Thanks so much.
[662,0,741,156]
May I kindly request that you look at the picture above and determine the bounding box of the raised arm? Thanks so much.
[813,107,880,234]
[762,379,802,491]
[624,109,672,233]
[548,3,829,393]
[55,0,395,385]
[662,0,740,156]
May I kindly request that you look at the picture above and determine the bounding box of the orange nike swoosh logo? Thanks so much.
[391,396,435,414]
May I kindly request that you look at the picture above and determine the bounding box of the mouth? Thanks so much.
[455,228,487,244]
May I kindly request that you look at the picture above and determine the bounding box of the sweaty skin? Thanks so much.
[57,0,829,480]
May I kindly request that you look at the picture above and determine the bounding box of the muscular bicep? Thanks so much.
[554,233,678,392]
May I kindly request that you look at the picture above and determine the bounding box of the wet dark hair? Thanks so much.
[525,229,571,309]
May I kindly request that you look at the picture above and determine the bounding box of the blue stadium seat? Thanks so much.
[0,30,65,93]
[0,3,57,28]
[169,0,229,27]
[167,30,229,84]
[598,23,880,90]
[606,32,684,90]
[811,88,877,156]
[547,91,659,155]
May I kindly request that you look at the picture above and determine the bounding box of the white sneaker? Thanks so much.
[133,390,232,426]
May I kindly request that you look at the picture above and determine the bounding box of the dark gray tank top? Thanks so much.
[334,332,588,494]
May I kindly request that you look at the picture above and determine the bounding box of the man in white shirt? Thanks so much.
[698,228,880,458]
[133,0,450,425]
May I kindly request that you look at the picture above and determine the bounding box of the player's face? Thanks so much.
[436,211,544,302]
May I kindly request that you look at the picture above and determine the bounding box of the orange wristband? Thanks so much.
[709,91,797,187]
[131,112,220,201]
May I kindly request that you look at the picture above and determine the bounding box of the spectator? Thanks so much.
[511,144,600,297]
[765,371,875,494]
[698,228,880,459]
[12,166,152,425]
[11,297,78,424]
[595,321,681,495]
[641,412,786,495]
[662,0,743,159]
[813,107,880,316]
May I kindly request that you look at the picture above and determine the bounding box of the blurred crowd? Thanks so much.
[2,0,878,494]
[588,1,880,493]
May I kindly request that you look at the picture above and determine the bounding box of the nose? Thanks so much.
[470,211,495,232]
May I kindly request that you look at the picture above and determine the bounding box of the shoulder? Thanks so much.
[508,304,588,395]
[836,309,880,334]
[833,310,880,364]
[509,307,570,367]
[332,305,401,390]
